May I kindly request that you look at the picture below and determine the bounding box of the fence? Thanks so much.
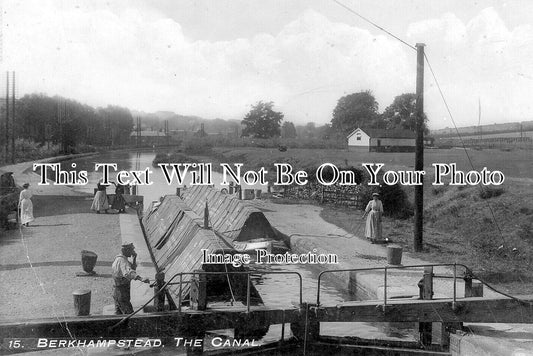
[282,183,362,208]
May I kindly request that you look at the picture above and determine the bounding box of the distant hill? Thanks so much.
[431,120,533,138]
[130,110,241,134]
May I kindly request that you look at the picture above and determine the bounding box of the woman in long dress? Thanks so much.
[111,182,126,213]
[19,183,34,227]
[91,180,109,214]
[362,192,383,243]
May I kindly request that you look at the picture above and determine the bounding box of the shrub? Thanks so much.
[517,222,533,242]
[359,178,414,219]
[479,187,505,199]
[519,207,533,215]
[358,172,412,219]
[181,137,213,154]
[431,186,445,195]
[14,139,61,161]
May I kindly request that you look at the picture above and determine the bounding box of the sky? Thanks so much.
[2,0,533,130]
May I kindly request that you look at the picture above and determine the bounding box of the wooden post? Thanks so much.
[465,278,483,298]
[414,43,425,252]
[290,303,319,343]
[190,271,207,311]
[418,266,433,346]
[73,289,91,316]
[154,271,166,312]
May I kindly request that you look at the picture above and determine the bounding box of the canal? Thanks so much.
[70,150,414,344]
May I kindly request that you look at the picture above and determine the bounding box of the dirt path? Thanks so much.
[0,195,122,320]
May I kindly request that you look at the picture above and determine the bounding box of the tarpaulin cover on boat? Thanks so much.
[142,196,234,300]
[181,185,277,242]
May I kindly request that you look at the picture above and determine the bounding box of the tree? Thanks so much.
[331,91,380,135]
[98,106,134,146]
[281,121,297,138]
[241,101,283,138]
[382,93,428,134]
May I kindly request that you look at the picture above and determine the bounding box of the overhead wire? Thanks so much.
[423,53,508,248]
[332,0,417,51]
[333,0,509,248]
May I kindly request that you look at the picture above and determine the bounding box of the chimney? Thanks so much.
[204,200,209,229]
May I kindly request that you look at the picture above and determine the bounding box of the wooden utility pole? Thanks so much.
[5,72,9,162]
[136,117,141,148]
[165,120,169,146]
[11,71,15,163]
[414,43,425,252]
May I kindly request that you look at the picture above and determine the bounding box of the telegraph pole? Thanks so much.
[5,72,9,162]
[11,71,15,163]
[414,43,425,252]
[165,119,169,146]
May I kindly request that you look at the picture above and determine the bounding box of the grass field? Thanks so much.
[212,146,532,181]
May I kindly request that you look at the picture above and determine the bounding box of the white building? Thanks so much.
[347,128,416,152]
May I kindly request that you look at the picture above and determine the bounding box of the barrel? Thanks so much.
[73,289,91,316]
[387,245,403,265]
[81,250,98,273]
[243,189,255,200]
[254,189,262,199]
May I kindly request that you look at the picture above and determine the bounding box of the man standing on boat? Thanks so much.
[112,242,150,314]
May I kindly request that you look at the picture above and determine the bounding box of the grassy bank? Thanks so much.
[320,180,533,294]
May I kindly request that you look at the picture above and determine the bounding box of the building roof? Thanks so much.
[130,130,167,137]
[348,127,416,139]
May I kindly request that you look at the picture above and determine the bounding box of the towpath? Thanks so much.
[0,158,155,321]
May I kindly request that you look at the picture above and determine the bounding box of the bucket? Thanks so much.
[254,189,262,199]
[81,250,98,273]
[387,245,403,265]
[73,289,91,316]
[243,189,255,200]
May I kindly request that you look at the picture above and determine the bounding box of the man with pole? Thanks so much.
[112,242,150,314]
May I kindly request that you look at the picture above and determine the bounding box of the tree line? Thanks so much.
[1,93,133,154]
[241,91,428,139]
[0,90,425,158]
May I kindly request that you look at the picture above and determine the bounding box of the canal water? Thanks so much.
[69,151,414,343]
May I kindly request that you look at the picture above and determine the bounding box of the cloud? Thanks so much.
[5,3,530,128]
[407,7,533,127]
[3,3,413,124]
